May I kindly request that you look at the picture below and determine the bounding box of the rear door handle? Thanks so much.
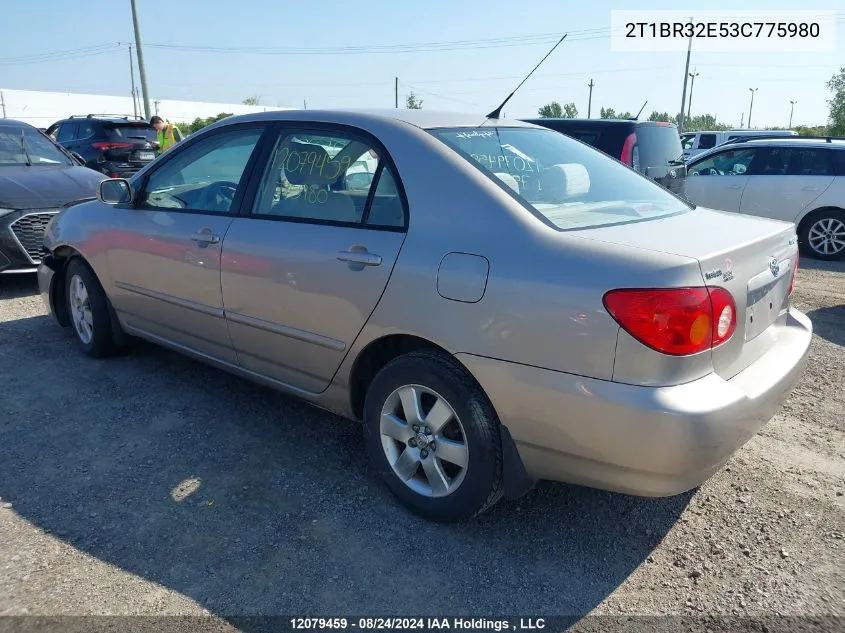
[337,250,382,267]
[802,186,820,191]
[727,184,743,190]
[191,232,220,244]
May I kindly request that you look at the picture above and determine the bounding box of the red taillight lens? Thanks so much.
[92,142,132,150]
[603,287,737,356]
[788,252,798,295]
[620,133,637,166]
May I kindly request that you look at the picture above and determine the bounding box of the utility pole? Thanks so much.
[686,68,699,123]
[587,78,594,118]
[154,100,160,116]
[394,77,398,109]
[740,112,745,129]
[678,18,693,133]
[130,0,151,120]
[303,99,307,110]
[128,44,138,118]
[0,91,6,118]
[748,87,758,129]
[789,100,797,128]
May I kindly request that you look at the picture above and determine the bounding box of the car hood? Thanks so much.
[0,165,106,209]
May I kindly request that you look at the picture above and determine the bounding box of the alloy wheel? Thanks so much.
[379,384,469,498]
[808,217,845,257]
[69,274,94,344]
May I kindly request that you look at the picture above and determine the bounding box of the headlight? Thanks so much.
[0,208,16,219]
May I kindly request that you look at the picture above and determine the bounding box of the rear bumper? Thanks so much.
[457,307,812,497]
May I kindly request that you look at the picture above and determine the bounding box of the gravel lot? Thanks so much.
[0,260,843,627]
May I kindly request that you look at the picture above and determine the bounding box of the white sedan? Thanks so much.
[684,137,845,260]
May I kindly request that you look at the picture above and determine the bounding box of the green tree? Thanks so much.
[562,102,578,118]
[538,102,563,118]
[793,124,827,136]
[406,92,423,109]
[618,111,633,119]
[648,111,675,123]
[827,67,845,135]
[599,107,616,119]
[242,95,261,105]
[185,112,233,135]
[679,113,729,132]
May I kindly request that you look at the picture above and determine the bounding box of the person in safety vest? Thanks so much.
[150,115,184,155]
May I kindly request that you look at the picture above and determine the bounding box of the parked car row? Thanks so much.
[33,109,811,522]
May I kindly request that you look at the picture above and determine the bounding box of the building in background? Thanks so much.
[0,88,292,127]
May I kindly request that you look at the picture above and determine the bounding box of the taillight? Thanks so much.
[788,252,799,295]
[92,142,132,150]
[620,133,637,167]
[603,287,737,356]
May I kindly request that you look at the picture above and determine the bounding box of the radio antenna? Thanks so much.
[485,34,567,120]
[632,100,648,120]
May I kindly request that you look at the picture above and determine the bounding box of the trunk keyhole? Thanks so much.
[750,315,754,323]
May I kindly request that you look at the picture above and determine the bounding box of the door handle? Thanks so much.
[191,232,220,244]
[337,250,382,267]
[802,186,819,192]
[728,184,743,190]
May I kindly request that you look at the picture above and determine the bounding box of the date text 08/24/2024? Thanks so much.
[289,618,547,631]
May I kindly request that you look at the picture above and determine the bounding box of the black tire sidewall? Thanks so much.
[363,352,501,522]
[64,258,114,358]
[800,209,845,261]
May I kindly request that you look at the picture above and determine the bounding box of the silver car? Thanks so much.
[38,110,812,522]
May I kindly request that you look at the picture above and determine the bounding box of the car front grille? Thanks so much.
[9,211,59,264]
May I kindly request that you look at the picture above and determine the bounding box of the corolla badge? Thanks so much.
[669,169,677,178]
[768,256,780,277]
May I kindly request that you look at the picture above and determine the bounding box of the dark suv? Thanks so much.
[521,118,687,195]
[46,115,157,178]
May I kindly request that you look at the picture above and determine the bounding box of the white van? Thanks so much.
[682,129,797,161]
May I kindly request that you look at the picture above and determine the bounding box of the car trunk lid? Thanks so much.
[576,206,798,379]
[102,123,157,164]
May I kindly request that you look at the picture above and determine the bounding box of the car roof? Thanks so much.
[720,137,845,149]
[0,118,35,129]
[212,108,538,131]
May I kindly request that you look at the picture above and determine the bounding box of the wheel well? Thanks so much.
[349,334,447,420]
[796,207,845,242]
[48,246,83,327]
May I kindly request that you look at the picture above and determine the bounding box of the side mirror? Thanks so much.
[70,151,86,165]
[98,179,133,205]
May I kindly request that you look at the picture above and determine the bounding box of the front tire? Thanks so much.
[64,258,117,358]
[800,209,845,261]
[363,350,503,522]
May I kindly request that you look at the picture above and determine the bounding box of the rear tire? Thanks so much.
[363,350,503,522]
[799,209,845,261]
[64,258,117,358]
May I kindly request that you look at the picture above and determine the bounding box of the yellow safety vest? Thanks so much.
[157,123,177,154]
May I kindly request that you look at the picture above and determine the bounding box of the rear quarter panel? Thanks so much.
[333,123,706,387]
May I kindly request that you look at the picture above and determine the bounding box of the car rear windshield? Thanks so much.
[430,127,690,230]
[635,124,685,167]
[106,124,157,142]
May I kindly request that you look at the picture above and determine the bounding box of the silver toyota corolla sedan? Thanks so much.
[38,109,812,522]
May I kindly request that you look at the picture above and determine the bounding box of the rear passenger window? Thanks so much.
[76,123,95,139]
[252,129,405,228]
[55,124,76,143]
[698,134,717,149]
[834,150,845,176]
[758,148,833,176]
